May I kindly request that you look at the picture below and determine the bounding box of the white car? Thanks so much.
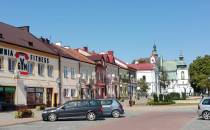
[198,97,210,120]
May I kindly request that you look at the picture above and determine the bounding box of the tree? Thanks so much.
[189,55,210,94]
[138,79,149,93]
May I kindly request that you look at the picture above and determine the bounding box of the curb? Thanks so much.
[0,118,42,127]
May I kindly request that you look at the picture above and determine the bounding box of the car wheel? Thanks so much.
[48,113,57,122]
[112,110,120,118]
[87,112,96,121]
[202,111,210,120]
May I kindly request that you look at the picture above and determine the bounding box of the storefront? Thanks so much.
[0,86,16,104]
[26,87,44,107]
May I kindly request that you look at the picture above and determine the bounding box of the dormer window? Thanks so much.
[28,42,33,47]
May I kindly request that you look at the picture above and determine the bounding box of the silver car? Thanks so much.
[198,97,210,120]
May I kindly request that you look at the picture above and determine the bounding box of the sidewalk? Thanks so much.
[0,109,42,127]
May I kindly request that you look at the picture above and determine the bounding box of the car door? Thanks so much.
[58,101,77,118]
[101,100,112,115]
[202,99,210,111]
[75,100,90,117]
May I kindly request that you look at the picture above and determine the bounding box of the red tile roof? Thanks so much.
[0,22,57,55]
[128,63,155,70]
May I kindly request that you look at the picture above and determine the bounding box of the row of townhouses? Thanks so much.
[0,22,137,108]
[0,22,194,109]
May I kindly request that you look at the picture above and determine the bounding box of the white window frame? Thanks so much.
[27,62,34,75]
[71,67,76,79]
[47,65,53,77]
[71,89,76,97]
[38,63,45,76]
[64,88,71,97]
[64,66,68,78]
[8,58,16,73]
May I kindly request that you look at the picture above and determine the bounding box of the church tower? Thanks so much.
[150,44,158,64]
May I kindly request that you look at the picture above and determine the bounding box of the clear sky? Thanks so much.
[1,0,210,64]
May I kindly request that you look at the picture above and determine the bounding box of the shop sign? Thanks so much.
[0,47,50,76]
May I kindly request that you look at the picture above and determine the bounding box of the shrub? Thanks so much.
[15,109,34,118]
[169,92,181,100]
[181,92,187,100]
[36,105,46,111]
[153,93,158,102]
[164,94,172,102]
[159,94,163,101]
[147,100,175,105]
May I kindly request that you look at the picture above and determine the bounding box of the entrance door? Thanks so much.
[46,88,53,107]
[53,93,58,107]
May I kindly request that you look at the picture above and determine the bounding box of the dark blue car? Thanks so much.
[99,99,124,118]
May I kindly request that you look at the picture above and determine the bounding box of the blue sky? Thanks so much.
[1,0,210,64]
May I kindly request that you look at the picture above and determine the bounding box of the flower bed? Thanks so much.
[35,105,46,111]
[15,109,34,118]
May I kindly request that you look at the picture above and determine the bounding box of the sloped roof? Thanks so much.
[162,61,177,71]
[51,45,95,64]
[0,22,57,55]
[115,58,128,69]
[128,63,154,70]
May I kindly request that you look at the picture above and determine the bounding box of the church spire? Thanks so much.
[179,51,184,61]
[152,43,158,57]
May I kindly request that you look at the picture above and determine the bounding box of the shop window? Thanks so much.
[27,62,34,75]
[64,66,68,78]
[71,67,76,79]
[8,58,16,73]
[26,87,44,105]
[47,65,53,77]
[38,63,45,76]
[0,57,3,70]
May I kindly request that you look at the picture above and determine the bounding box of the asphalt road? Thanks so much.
[0,105,209,130]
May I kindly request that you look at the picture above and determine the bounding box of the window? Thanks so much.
[101,100,112,105]
[89,100,98,106]
[64,66,68,78]
[181,71,185,80]
[0,57,3,70]
[64,89,70,97]
[64,101,77,109]
[27,62,34,75]
[28,42,33,47]
[142,76,146,81]
[86,71,89,80]
[38,63,45,76]
[47,65,53,77]
[26,87,44,105]
[77,101,89,107]
[8,58,16,72]
[202,99,210,105]
[71,89,76,97]
[71,67,76,79]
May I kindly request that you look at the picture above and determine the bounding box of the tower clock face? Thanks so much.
[150,56,156,64]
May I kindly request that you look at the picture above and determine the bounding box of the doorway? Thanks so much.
[46,88,52,107]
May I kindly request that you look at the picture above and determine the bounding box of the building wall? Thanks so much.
[60,57,79,103]
[0,42,59,106]
[136,70,157,94]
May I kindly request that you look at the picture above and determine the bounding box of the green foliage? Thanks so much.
[181,92,187,100]
[189,55,210,92]
[138,79,149,93]
[159,94,163,101]
[169,92,181,100]
[15,109,34,118]
[153,93,158,102]
[147,100,175,105]
[164,94,172,102]
[36,105,46,111]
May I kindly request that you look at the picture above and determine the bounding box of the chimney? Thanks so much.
[107,51,114,55]
[55,42,62,46]
[83,47,88,52]
[18,26,30,32]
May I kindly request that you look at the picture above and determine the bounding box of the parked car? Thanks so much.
[198,97,210,120]
[42,99,103,121]
[99,99,124,118]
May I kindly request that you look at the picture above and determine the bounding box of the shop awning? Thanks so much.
[5,87,16,93]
